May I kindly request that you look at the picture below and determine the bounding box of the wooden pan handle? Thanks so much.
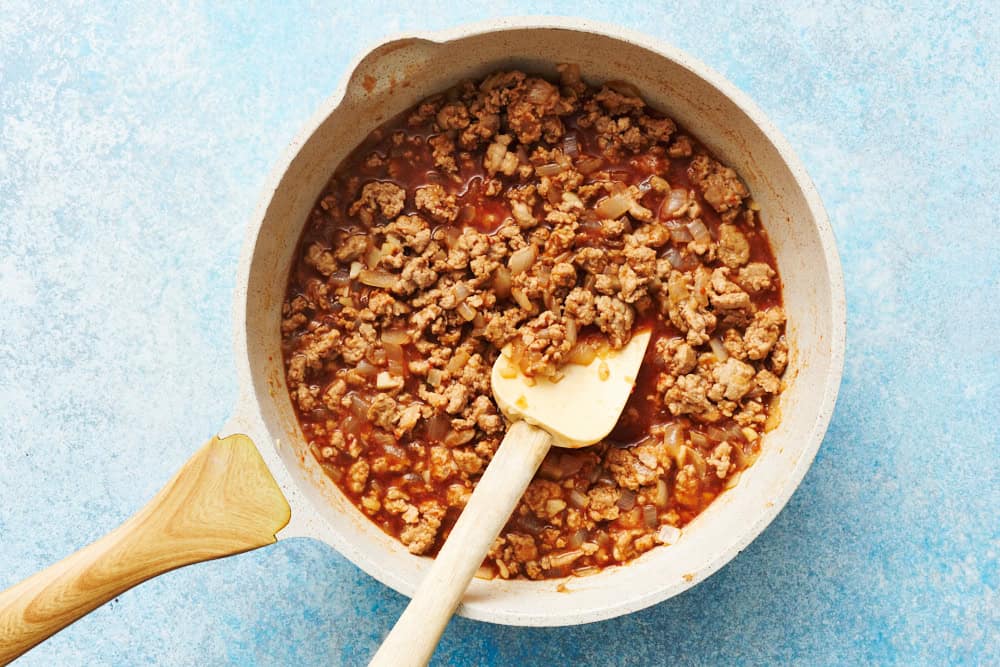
[0,434,291,664]
[370,420,553,667]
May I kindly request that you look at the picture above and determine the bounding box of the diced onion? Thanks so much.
[381,329,410,344]
[354,360,378,377]
[446,349,471,374]
[565,318,577,348]
[707,425,730,443]
[689,430,709,448]
[569,529,588,549]
[452,282,471,304]
[568,488,589,509]
[659,189,689,219]
[358,269,395,289]
[384,341,405,375]
[617,488,637,510]
[493,266,512,298]
[341,414,363,437]
[656,525,681,545]
[349,261,363,279]
[349,394,371,418]
[664,247,685,269]
[666,219,693,243]
[425,413,450,441]
[536,162,566,177]
[329,268,351,287]
[508,245,538,275]
[709,337,729,361]
[567,341,598,366]
[595,193,632,220]
[687,219,711,244]
[511,287,534,312]
[548,549,584,569]
[456,301,477,321]
[576,156,604,174]
[364,244,382,269]
[655,478,669,507]
[643,505,659,528]
[563,133,580,157]
[427,368,444,387]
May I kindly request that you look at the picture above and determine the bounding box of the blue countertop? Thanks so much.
[1,2,997,665]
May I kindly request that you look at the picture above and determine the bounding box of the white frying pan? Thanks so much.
[0,17,845,664]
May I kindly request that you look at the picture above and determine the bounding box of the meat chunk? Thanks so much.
[349,181,406,222]
[717,223,750,268]
[400,501,446,555]
[594,296,635,348]
[744,308,786,360]
[736,262,776,293]
[688,154,748,213]
[415,184,459,223]
[710,358,756,401]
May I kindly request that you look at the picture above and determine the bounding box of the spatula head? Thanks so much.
[491,330,652,448]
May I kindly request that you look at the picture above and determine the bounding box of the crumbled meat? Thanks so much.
[744,308,786,360]
[688,154,748,214]
[283,65,786,579]
[736,262,776,293]
[415,184,459,223]
[718,224,750,268]
[349,181,406,222]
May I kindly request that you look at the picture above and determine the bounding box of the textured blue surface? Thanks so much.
[1,2,997,665]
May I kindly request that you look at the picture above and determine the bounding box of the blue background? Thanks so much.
[1,2,997,665]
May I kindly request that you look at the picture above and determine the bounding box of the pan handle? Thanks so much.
[0,434,291,664]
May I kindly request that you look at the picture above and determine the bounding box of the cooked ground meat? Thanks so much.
[281,65,787,580]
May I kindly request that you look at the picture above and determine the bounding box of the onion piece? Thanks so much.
[348,393,370,418]
[452,282,471,304]
[348,261,363,279]
[341,414,363,437]
[567,341,598,366]
[508,245,538,275]
[364,244,382,269]
[664,247,685,269]
[384,341,405,375]
[511,287,535,312]
[687,219,712,244]
[493,266,512,299]
[709,337,729,361]
[354,360,378,377]
[358,269,396,289]
[576,156,604,175]
[381,329,410,345]
[594,193,632,220]
[654,478,669,507]
[707,425,730,443]
[569,529,588,549]
[548,549,584,569]
[446,349,471,374]
[425,413,449,441]
[329,268,351,287]
[656,524,681,545]
[456,301,477,322]
[562,132,580,157]
[643,504,659,528]
[659,188,689,219]
[564,318,578,349]
[426,368,444,387]
[689,430,709,448]
[568,488,589,509]
[617,488,637,510]
[536,162,566,177]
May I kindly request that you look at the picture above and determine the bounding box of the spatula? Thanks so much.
[370,329,652,667]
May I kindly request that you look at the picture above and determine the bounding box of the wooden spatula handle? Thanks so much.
[0,434,290,665]
[370,420,552,667]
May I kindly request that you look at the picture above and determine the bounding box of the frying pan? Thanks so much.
[0,17,846,663]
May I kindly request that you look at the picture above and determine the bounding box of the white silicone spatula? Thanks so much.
[370,330,652,667]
